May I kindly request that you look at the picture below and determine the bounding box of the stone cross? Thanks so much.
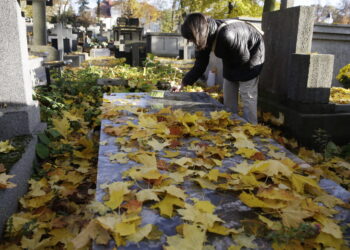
[280,0,294,9]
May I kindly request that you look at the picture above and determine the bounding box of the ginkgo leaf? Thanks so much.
[136,189,160,202]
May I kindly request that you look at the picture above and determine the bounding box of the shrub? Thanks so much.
[336,64,350,88]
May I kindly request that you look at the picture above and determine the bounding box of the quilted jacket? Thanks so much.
[183,18,265,85]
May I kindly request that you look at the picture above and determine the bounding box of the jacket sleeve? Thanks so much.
[182,48,210,86]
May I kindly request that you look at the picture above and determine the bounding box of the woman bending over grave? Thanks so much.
[175,13,265,124]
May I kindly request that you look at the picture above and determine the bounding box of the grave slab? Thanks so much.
[63,54,82,67]
[95,92,316,250]
[90,48,111,57]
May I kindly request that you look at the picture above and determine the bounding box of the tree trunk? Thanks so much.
[263,0,276,13]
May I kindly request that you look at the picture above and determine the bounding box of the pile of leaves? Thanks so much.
[67,97,347,249]
[0,67,104,248]
[0,58,181,249]
[330,87,350,104]
[80,57,126,68]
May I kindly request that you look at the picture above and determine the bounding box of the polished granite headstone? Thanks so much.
[95,92,349,250]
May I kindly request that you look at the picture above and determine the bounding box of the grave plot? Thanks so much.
[259,5,350,147]
[93,92,349,249]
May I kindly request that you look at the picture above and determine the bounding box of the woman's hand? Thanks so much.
[171,84,184,92]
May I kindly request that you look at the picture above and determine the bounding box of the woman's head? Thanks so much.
[181,13,209,50]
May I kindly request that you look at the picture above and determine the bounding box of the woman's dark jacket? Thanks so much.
[183,18,265,85]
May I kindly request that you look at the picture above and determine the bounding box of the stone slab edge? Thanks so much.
[0,122,46,238]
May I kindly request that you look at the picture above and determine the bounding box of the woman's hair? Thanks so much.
[181,13,209,50]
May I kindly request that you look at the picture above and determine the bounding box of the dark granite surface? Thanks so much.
[95,92,350,250]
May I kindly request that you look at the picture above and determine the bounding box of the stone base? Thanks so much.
[259,95,350,147]
[0,103,41,140]
[0,122,46,238]
[64,54,84,67]
[28,45,58,61]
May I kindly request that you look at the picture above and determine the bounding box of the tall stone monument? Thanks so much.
[258,6,350,147]
[0,0,42,140]
[0,0,46,237]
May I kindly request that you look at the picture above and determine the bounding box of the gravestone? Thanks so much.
[28,0,58,61]
[280,0,294,9]
[29,56,47,86]
[258,6,350,147]
[0,0,45,237]
[95,92,350,249]
[146,33,184,57]
[90,48,111,57]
